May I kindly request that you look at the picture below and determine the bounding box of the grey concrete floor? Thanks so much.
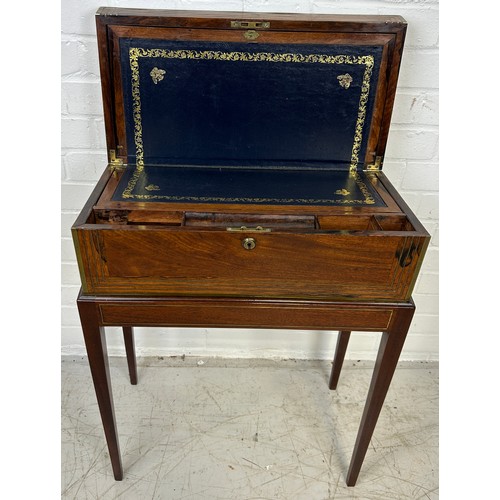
[61,356,438,499]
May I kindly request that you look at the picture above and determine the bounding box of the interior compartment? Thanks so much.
[94,209,184,225]
[93,209,415,233]
[184,212,316,229]
[374,215,415,231]
[317,214,415,232]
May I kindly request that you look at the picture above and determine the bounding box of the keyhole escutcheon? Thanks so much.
[242,237,256,250]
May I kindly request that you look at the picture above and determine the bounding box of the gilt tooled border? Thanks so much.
[119,171,375,205]
[123,47,375,204]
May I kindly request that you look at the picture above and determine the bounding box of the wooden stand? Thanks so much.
[77,291,414,486]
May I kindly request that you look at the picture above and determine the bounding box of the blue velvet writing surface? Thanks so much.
[119,38,383,169]
[112,166,386,207]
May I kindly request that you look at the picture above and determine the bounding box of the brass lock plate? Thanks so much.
[230,21,270,29]
[227,226,271,233]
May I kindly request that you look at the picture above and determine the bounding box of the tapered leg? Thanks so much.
[329,330,351,390]
[122,327,138,385]
[78,299,123,480]
[346,306,414,486]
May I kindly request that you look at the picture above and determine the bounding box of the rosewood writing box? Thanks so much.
[72,7,430,486]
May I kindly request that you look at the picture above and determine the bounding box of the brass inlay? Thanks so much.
[337,73,353,89]
[244,30,260,40]
[335,189,350,196]
[145,184,160,191]
[230,21,270,29]
[125,47,376,200]
[150,67,166,84]
[99,303,394,330]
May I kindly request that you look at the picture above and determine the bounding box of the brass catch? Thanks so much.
[230,20,270,29]
[226,226,271,232]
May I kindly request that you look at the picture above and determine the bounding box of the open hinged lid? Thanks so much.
[95,8,406,206]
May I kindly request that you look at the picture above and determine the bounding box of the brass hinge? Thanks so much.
[366,155,383,171]
[109,149,124,168]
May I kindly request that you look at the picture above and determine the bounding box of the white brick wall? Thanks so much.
[61,0,439,361]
